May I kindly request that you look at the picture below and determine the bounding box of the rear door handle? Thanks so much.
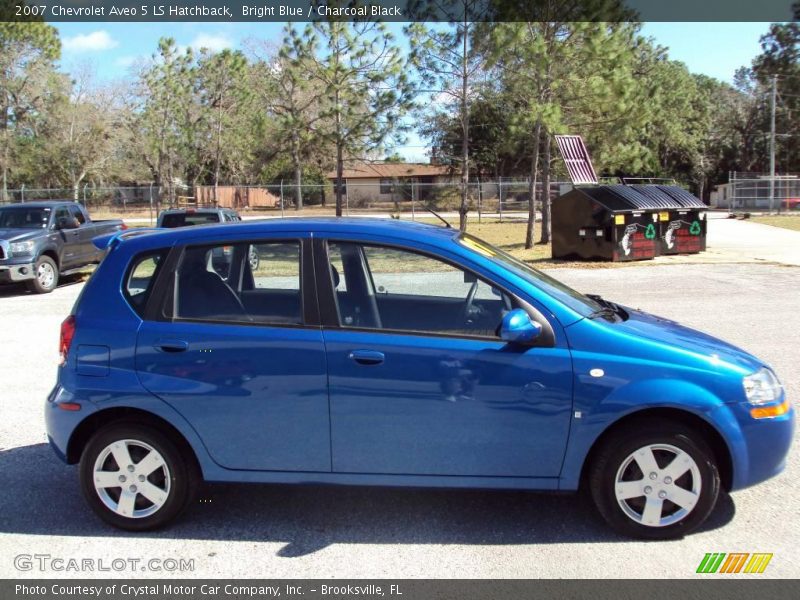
[154,339,189,353]
[348,350,385,365]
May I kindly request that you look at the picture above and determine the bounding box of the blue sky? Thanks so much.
[53,21,772,162]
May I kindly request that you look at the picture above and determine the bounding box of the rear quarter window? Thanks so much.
[124,251,166,315]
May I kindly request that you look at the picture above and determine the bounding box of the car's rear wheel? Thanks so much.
[589,421,720,539]
[27,256,58,294]
[79,424,197,530]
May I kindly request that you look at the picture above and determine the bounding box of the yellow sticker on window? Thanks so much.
[614,214,625,225]
[459,237,496,257]
[659,212,669,221]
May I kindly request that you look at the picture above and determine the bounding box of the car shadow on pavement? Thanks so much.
[0,443,735,556]
[0,273,88,298]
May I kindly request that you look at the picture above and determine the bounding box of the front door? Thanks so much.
[320,241,573,477]
[52,205,81,268]
[67,204,93,263]
[135,237,331,472]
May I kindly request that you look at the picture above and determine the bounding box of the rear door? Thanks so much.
[134,234,331,472]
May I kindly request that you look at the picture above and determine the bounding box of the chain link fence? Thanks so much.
[710,172,800,212]
[0,180,574,221]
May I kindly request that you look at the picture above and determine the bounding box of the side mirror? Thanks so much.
[500,308,542,345]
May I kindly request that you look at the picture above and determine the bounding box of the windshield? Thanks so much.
[160,213,221,228]
[0,207,51,229]
[458,233,602,316]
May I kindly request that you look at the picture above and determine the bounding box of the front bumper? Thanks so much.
[0,261,36,282]
[730,399,795,490]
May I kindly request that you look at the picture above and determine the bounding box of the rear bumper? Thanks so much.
[45,384,97,464]
[0,262,35,282]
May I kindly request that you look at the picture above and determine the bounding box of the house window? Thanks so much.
[380,178,412,198]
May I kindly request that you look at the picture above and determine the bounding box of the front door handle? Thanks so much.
[154,339,189,353]
[348,350,385,366]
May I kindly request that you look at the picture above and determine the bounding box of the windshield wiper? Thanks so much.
[586,294,628,321]
[587,306,618,320]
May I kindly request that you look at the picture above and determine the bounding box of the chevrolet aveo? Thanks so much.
[46,219,793,539]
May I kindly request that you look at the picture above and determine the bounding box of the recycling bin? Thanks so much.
[654,185,708,254]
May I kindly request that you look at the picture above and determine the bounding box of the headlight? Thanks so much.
[743,368,783,404]
[10,240,35,256]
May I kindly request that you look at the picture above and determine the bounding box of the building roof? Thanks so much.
[326,162,455,180]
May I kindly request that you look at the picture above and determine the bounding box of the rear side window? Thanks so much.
[160,213,221,228]
[124,251,165,315]
[170,240,302,325]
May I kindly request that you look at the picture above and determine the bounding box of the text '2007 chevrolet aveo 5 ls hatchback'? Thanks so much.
[46,218,793,539]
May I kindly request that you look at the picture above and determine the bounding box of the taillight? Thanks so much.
[59,315,76,366]
[120,223,129,230]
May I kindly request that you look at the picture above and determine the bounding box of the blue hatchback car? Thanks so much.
[46,218,793,538]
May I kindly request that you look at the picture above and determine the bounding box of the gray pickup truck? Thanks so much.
[0,201,125,293]
[156,207,259,271]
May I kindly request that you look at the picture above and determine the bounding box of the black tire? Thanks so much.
[589,421,720,540]
[79,423,198,531]
[26,255,58,294]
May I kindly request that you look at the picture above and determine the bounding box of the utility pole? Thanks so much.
[769,75,777,213]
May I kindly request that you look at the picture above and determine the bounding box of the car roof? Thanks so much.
[159,207,233,214]
[119,218,460,252]
[0,201,78,209]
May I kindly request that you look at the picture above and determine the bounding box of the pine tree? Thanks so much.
[293,18,414,216]
[0,16,60,200]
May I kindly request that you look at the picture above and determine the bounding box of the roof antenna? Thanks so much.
[424,206,452,228]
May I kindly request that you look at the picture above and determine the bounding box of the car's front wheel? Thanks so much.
[79,423,197,530]
[27,255,58,294]
[589,421,720,539]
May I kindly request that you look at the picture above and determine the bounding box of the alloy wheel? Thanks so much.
[92,439,171,519]
[614,443,702,527]
[37,262,55,289]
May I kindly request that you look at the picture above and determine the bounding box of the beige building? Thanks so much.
[327,162,457,207]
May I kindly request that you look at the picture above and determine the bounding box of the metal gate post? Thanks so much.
[499,181,503,223]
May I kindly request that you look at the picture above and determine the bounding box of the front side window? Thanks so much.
[69,205,86,225]
[458,233,602,317]
[327,242,515,338]
[53,207,71,228]
[171,240,302,325]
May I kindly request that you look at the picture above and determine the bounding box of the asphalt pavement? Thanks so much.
[0,221,797,579]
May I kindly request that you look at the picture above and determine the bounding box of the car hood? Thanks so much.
[0,228,44,243]
[611,306,763,374]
